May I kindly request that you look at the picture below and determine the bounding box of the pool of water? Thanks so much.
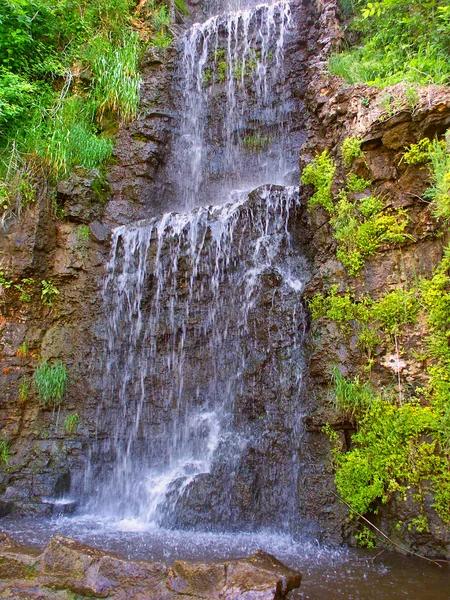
[1,516,449,599]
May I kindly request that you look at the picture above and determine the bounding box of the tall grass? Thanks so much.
[34,360,68,407]
[28,96,114,177]
[332,366,376,418]
[89,31,142,123]
[330,1,450,87]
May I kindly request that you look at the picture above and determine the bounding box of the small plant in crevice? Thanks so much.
[0,270,12,298]
[0,439,10,466]
[41,280,60,307]
[34,360,67,408]
[354,526,377,548]
[242,134,271,152]
[63,413,80,435]
[18,377,30,404]
[77,225,90,243]
[14,277,34,303]
[16,340,30,359]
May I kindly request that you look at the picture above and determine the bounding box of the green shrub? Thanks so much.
[402,138,432,165]
[341,136,364,167]
[346,173,371,193]
[371,288,420,334]
[301,150,336,212]
[34,360,67,407]
[426,139,450,221]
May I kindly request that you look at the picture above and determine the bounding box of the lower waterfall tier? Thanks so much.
[85,184,310,532]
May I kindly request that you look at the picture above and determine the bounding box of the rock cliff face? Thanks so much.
[0,0,449,557]
[299,68,450,555]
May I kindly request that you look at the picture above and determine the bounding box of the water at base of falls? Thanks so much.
[1,515,449,600]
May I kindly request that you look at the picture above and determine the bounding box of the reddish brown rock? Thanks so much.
[0,535,301,600]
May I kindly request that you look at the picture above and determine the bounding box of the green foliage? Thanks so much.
[0,0,144,198]
[313,248,450,527]
[403,138,432,165]
[0,269,12,292]
[151,31,173,47]
[77,225,90,242]
[341,136,364,167]
[301,150,336,212]
[332,366,374,418]
[302,148,410,276]
[34,360,67,407]
[329,0,450,87]
[332,193,411,276]
[14,278,34,303]
[330,373,448,521]
[41,280,60,307]
[355,526,377,548]
[63,412,80,435]
[0,439,10,466]
[346,173,371,193]
[18,377,30,404]
[88,32,142,123]
[16,340,29,359]
[426,139,450,221]
[242,135,271,152]
[371,288,419,334]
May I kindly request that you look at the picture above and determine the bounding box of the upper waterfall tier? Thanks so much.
[167,0,300,211]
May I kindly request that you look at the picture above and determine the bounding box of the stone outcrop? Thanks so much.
[0,533,301,599]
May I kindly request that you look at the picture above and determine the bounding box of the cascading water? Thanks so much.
[169,0,298,210]
[85,0,309,532]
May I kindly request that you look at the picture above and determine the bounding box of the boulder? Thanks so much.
[0,535,301,600]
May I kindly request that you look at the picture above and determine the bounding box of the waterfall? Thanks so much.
[169,0,296,210]
[86,0,309,532]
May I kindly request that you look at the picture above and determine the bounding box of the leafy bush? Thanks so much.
[341,136,364,167]
[34,360,67,407]
[426,139,450,221]
[301,150,336,212]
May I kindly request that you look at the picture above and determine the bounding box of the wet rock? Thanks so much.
[57,169,107,224]
[89,220,111,243]
[0,535,302,600]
